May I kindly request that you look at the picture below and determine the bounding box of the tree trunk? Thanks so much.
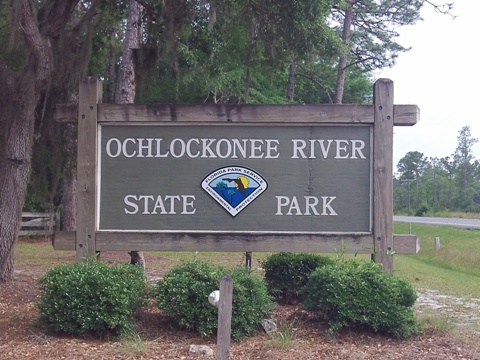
[287,56,297,101]
[116,0,143,104]
[0,2,51,282]
[334,2,354,104]
[61,87,79,231]
[116,0,145,269]
[244,67,251,103]
[0,73,36,281]
[61,123,77,232]
[61,174,77,231]
[0,0,79,282]
[107,45,117,103]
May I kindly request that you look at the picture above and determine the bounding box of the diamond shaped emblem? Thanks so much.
[202,166,268,217]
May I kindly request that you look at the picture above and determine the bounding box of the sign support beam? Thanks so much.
[76,77,101,261]
[373,79,395,272]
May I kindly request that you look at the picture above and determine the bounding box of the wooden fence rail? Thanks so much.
[19,212,59,237]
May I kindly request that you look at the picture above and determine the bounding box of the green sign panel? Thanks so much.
[98,124,372,233]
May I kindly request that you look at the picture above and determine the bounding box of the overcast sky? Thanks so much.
[374,0,480,167]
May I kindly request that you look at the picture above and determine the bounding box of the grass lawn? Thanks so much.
[394,222,480,298]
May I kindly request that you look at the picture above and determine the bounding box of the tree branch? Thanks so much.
[17,0,51,85]
[70,0,102,33]
[134,0,157,15]
[296,72,334,104]
[424,1,455,19]
[39,0,80,38]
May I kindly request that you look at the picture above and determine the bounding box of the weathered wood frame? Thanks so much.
[54,77,419,272]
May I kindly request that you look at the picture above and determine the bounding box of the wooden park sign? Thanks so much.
[54,77,420,272]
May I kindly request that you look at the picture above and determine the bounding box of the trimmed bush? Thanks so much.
[262,252,334,303]
[300,260,421,339]
[155,260,220,337]
[229,267,275,340]
[37,261,147,336]
[155,260,274,340]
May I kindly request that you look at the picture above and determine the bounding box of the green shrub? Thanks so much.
[37,261,147,336]
[155,260,274,340]
[262,252,334,304]
[228,267,275,340]
[155,260,220,337]
[300,260,421,339]
[415,202,429,217]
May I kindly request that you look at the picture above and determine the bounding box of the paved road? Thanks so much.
[394,216,480,230]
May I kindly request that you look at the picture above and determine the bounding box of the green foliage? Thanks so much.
[332,0,422,71]
[340,67,374,104]
[228,267,275,340]
[154,260,220,337]
[415,202,429,217]
[301,259,421,339]
[262,252,334,303]
[395,126,480,214]
[154,260,274,341]
[37,261,147,336]
[134,0,374,106]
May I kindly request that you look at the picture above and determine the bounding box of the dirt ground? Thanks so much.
[1,238,480,360]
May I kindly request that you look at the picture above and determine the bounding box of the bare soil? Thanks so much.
[1,238,480,359]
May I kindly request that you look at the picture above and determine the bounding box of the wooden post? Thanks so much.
[76,77,102,261]
[245,252,252,268]
[435,237,441,251]
[373,79,394,273]
[217,275,233,360]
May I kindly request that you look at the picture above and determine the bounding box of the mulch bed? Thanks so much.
[1,239,480,359]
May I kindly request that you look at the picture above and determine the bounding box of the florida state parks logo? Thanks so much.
[202,166,268,217]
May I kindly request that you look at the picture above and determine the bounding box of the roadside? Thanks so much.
[394,216,480,230]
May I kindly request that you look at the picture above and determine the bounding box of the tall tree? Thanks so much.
[397,151,428,212]
[332,0,424,103]
[393,125,480,213]
[25,0,127,228]
[0,0,81,281]
[429,157,440,207]
[117,0,143,104]
[136,0,346,105]
[451,126,479,210]
[453,126,478,192]
[0,0,112,281]
[116,0,146,268]
[439,155,456,208]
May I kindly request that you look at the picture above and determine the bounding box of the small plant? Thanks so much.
[418,311,455,333]
[301,259,421,339]
[264,321,296,350]
[262,252,334,304]
[37,261,147,336]
[155,260,274,340]
[9,310,22,322]
[114,330,160,358]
